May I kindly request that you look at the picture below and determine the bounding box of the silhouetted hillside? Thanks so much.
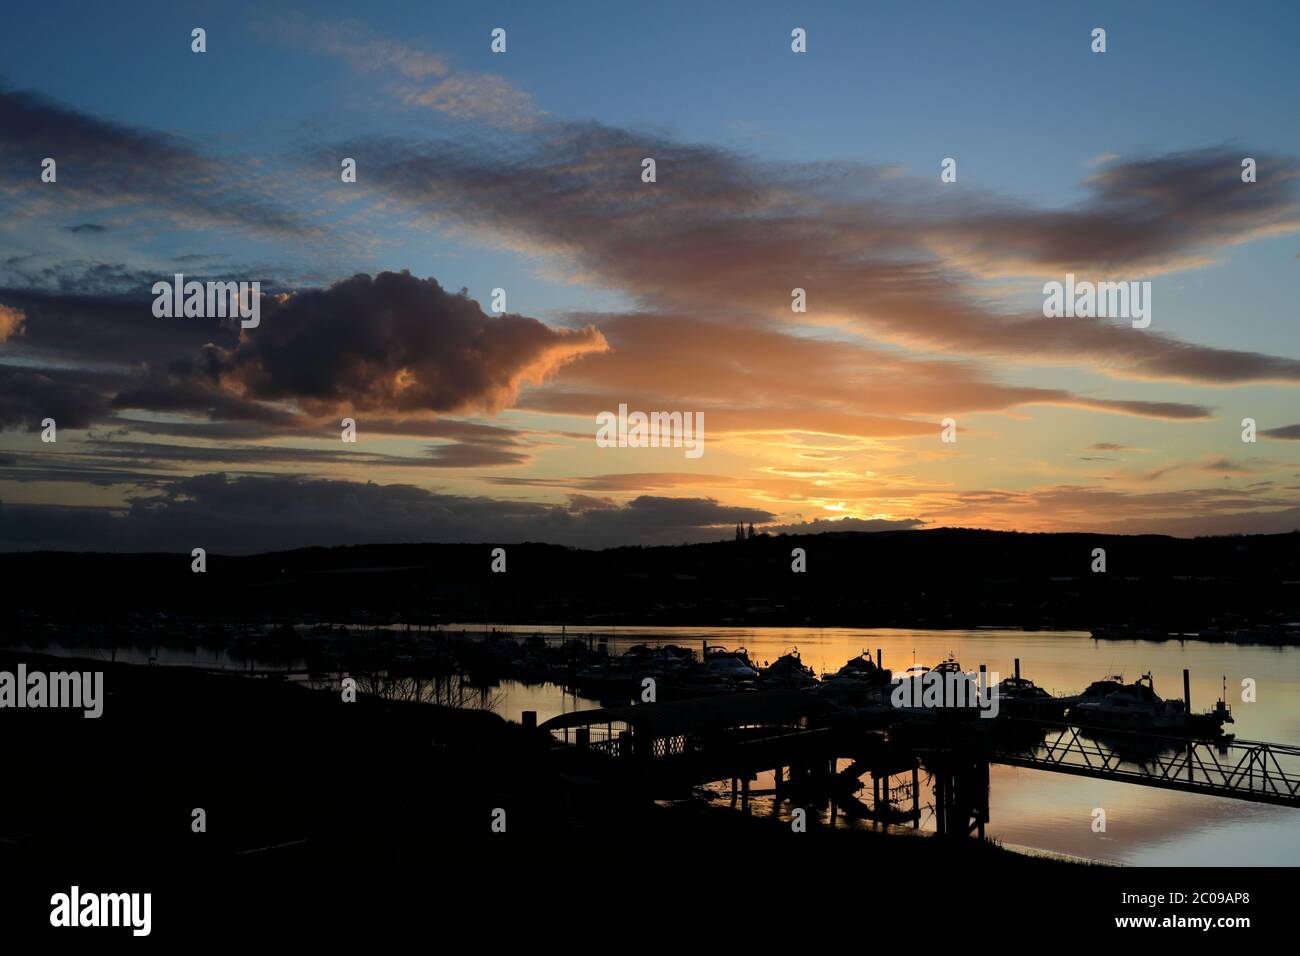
[3,528,1298,629]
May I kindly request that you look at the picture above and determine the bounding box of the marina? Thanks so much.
[11,619,1300,865]
[447,625,1300,864]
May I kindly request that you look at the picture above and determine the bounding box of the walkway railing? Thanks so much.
[991,718,1300,807]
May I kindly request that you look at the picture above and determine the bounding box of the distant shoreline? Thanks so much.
[4,530,1295,637]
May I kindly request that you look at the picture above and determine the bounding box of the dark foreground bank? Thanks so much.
[0,651,1280,943]
[1,651,1064,856]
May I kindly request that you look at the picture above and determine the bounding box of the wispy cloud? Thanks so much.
[1262,423,1300,440]
[0,87,312,237]
[255,16,540,129]
[347,126,1300,386]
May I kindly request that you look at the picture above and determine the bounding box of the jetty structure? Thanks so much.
[535,661,1300,838]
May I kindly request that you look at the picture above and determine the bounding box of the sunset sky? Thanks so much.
[1,1,1298,552]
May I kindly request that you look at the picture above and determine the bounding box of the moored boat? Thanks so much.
[703,646,759,683]
[760,648,818,688]
[822,650,893,686]
[1069,672,1233,736]
[993,674,1068,718]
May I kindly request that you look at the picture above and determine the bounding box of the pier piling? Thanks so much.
[912,765,920,829]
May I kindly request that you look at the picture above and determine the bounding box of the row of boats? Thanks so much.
[563,642,1234,738]
[78,612,1228,739]
[1091,623,1300,645]
[821,652,1232,736]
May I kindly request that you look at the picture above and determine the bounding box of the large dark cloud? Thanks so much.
[178,271,607,416]
[0,474,772,553]
[0,271,606,452]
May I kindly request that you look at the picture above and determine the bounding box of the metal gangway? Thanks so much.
[990,717,1300,807]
